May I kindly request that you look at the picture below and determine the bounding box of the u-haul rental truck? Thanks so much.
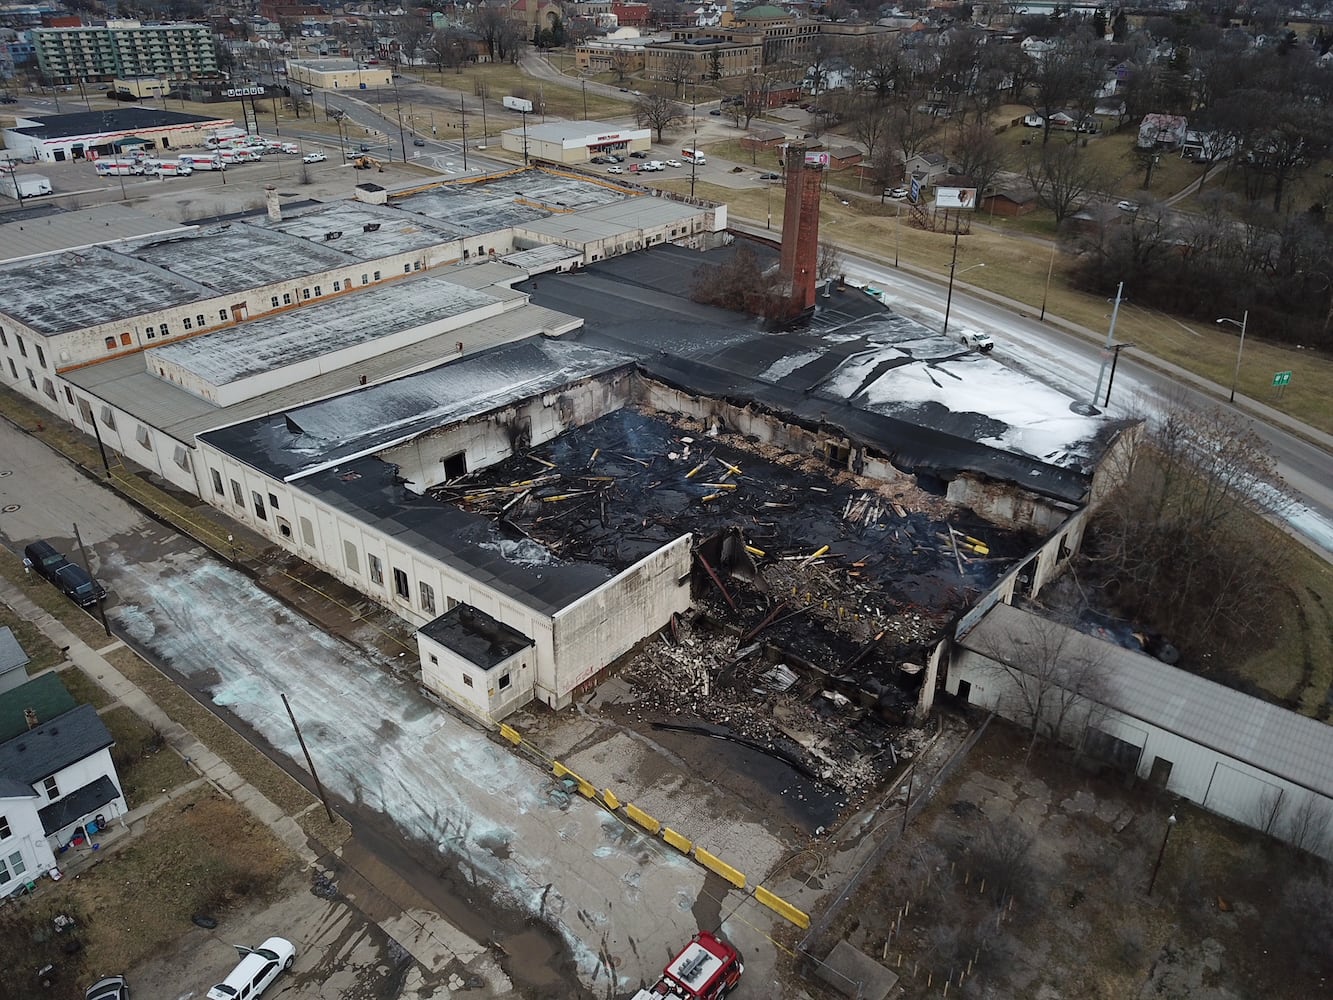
[180,153,225,171]
[631,932,743,1000]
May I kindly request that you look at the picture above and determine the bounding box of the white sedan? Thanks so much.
[206,937,296,1000]
[607,165,624,174]
[302,152,326,164]
[665,159,682,167]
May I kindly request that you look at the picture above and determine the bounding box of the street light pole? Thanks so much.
[581,78,587,120]
[1146,813,1177,896]
[1217,310,1248,404]
[942,221,961,337]
[1039,238,1057,322]
[459,94,468,170]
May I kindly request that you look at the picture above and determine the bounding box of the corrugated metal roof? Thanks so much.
[959,603,1333,799]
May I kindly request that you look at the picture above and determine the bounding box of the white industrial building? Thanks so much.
[947,602,1333,861]
[500,119,652,163]
[1,107,234,163]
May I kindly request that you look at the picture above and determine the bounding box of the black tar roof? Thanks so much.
[305,457,615,616]
[200,337,635,482]
[40,774,120,836]
[10,107,221,139]
[421,603,535,669]
[0,704,114,785]
[522,243,1114,505]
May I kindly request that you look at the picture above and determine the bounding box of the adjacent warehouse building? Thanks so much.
[500,120,651,164]
[284,57,393,91]
[34,20,218,84]
[0,107,233,162]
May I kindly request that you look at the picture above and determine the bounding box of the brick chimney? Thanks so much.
[24,707,38,730]
[778,144,823,315]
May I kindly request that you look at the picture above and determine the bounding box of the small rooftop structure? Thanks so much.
[420,604,535,670]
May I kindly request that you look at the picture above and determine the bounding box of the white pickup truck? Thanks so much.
[959,331,994,352]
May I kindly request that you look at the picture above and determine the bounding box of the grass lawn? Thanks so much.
[415,62,633,125]
[102,704,195,805]
[58,663,113,708]
[0,788,297,1000]
[0,547,112,650]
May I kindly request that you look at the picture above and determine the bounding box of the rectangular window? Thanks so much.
[302,288,311,300]
[393,567,409,599]
[219,309,228,321]
[63,386,74,404]
[413,261,422,271]
[313,285,322,297]
[251,491,267,520]
[361,273,369,285]
[0,855,8,884]
[100,406,115,429]
[267,492,278,509]
[463,674,474,688]
[135,425,152,450]
[183,317,192,330]
[197,314,205,327]
[7,852,24,878]
[25,368,36,389]
[43,775,59,799]
[499,672,511,690]
[276,517,292,539]
[6,360,15,379]
[283,292,292,305]
[0,816,10,839]
[403,264,411,274]
[271,296,280,308]
[420,582,436,614]
[368,553,383,585]
[35,345,45,368]
[373,270,381,280]
[16,335,26,357]
[343,540,359,573]
[210,469,224,496]
[332,280,341,292]
[145,328,155,340]
[230,479,244,506]
[0,329,6,347]
[299,516,314,546]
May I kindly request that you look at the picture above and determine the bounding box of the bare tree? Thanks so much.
[609,49,636,84]
[691,244,787,319]
[972,816,1038,907]
[660,51,691,99]
[397,16,433,69]
[949,120,1009,198]
[1024,137,1103,224]
[1251,785,1286,836]
[817,239,843,284]
[886,100,937,168]
[975,611,1112,763]
[1285,794,1332,856]
[634,90,686,142]
[849,98,889,169]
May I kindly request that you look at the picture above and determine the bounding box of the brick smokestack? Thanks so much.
[778,144,823,315]
[265,185,281,222]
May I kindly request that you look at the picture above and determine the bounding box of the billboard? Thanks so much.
[936,186,978,210]
[803,151,830,167]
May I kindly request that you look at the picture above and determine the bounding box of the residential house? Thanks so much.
[0,676,126,895]
[903,150,949,185]
[825,145,863,171]
[740,126,787,151]
[980,183,1039,217]
[1138,113,1188,150]
[0,628,29,696]
[1180,129,1235,163]
[746,79,802,107]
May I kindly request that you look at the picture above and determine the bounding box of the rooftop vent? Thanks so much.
[362,222,381,233]
[324,231,343,242]
[24,707,38,730]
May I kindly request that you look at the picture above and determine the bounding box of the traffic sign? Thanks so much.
[1272,371,1292,387]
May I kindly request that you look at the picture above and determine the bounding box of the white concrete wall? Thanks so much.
[946,650,1333,861]
[0,794,53,890]
[40,746,128,849]
[547,534,693,708]
[418,632,535,724]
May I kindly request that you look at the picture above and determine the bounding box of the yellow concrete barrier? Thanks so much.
[552,761,571,779]
[576,778,596,799]
[755,886,810,929]
[662,827,693,854]
[499,724,522,746]
[625,803,661,835]
[694,848,746,889]
[602,788,620,810]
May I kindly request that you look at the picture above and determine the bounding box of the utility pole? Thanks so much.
[1090,282,1125,409]
[72,522,111,637]
[459,94,468,170]
[281,693,336,824]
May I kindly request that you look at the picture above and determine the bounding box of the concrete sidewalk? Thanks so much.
[0,576,317,868]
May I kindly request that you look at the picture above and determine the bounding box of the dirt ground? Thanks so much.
[808,720,1331,1000]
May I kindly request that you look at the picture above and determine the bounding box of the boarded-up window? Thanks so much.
[299,516,315,547]
[135,425,152,450]
[343,540,359,574]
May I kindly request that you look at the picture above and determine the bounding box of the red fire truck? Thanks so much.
[631,931,744,1000]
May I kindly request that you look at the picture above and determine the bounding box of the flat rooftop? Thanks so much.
[524,243,1126,501]
[521,119,626,142]
[0,204,193,264]
[147,272,501,388]
[420,603,535,670]
[393,168,633,237]
[128,223,354,294]
[519,197,699,244]
[7,106,224,139]
[199,336,632,481]
[0,245,210,335]
[258,201,474,261]
[64,301,582,444]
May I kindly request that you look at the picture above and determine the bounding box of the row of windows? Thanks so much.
[0,328,47,369]
[103,309,232,352]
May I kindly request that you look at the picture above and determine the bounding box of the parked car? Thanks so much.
[758,171,780,180]
[1117,199,1139,213]
[666,159,682,168]
[358,143,371,152]
[301,87,313,95]
[206,938,296,1000]
[413,138,426,146]
[590,156,607,164]
[863,285,886,301]
[1022,114,1044,127]
[23,539,68,584]
[605,154,623,163]
[85,977,129,1000]
[302,152,326,163]
[607,165,624,174]
[629,151,647,159]
[887,186,909,200]
[55,562,106,608]
[710,109,722,115]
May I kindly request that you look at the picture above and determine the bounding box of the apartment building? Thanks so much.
[34,20,218,84]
